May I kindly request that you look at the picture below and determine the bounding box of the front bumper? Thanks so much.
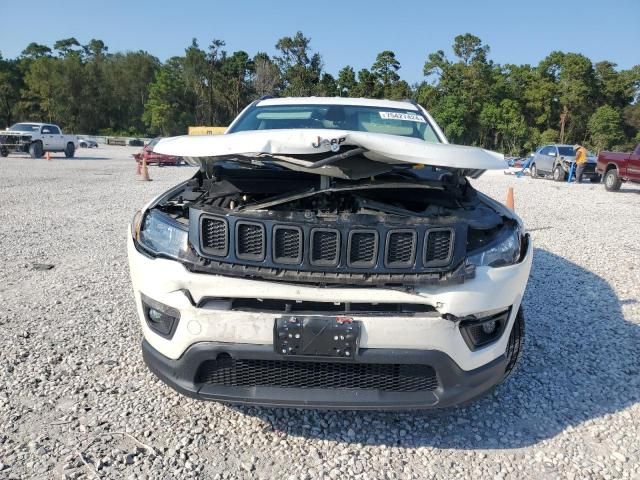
[142,339,508,409]
[128,228,532,408]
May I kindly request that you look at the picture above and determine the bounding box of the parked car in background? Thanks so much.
[596,144,640,191]
[507,154,534,169]
[0,122,78,158]
[133,137,182,166]
[78,137,98,148]
[530,144,600,182]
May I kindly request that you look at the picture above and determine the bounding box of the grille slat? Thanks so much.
[348,231,377,267]
[236,222,265,261]
[273,227,302,264]
[424,229,453,266]
[197,357,438,392]
[201,217,228,256]
[310,229,340,266]
[385,231,416,268]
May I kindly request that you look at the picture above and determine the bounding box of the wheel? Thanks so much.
[501,307,525,382]
[79,141,86,148]
[529,163,538,179]
[604,169,622,192]
[0,148,8,157]
[29,141,43,159]
[552,165,565,182]
[64,142,75,158]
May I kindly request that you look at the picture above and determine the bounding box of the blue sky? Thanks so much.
[1,0,638,82]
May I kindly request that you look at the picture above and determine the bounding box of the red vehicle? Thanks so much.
[133,137,182,166]
[596,144,640,191]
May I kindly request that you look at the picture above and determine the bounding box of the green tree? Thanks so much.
[0,55,23,127]
[588,105,625,151]
[337,66,356,96]
[540,52,598,143]
[20,43,52,60]
[143,58,194,135]
[221,51,254,118]
[275,32,322,96]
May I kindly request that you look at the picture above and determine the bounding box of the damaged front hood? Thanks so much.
[154,129,504,179]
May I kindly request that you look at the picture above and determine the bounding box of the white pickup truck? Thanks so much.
[0,122,78,158]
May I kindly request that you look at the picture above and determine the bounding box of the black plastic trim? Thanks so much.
[423,227,455,267]
[347,229,379,268]
[200,215,229,257]
[459,308,511,351]
[310,228,341,267]
[384,229,417,268]
[272,225,303,265]
[141,340,508,409]
[235,221,266,262]
[140,293,180,340]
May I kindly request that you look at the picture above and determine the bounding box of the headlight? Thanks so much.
[467,225,522,268]
[137,210,190,260]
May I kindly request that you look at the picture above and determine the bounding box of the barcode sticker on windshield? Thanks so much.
[379,112,426,123]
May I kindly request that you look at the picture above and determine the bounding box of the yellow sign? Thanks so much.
[188,126,227,135]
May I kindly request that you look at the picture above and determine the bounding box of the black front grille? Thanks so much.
[310,229,339,266]
[273,226,302,264]
[386,231,416,267]
[201,217,228,256]
[236,222,265,261]
[196,213,465,284]
[424,229,453,266]
[197,356,439,392]
[348,231,378,267]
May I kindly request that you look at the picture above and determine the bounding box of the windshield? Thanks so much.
[558,146,576,156]
[229,104,441,142]
[9,123,40,132]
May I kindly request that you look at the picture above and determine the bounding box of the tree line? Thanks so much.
[0,32,638,154]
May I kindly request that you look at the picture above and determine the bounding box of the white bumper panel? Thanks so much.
[127,231,533,371]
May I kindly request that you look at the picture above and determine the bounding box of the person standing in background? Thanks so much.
[573,144,588,183]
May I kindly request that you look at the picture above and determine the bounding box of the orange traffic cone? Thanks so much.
[506,187,514,210]
[44,152,51,161]
[139,157,151,181]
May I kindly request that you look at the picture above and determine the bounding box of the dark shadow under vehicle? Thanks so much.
[228,248,639,449]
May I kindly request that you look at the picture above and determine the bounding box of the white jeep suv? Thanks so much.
[128,97,532,409]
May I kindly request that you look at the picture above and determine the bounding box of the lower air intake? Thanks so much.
[196,357,439,392]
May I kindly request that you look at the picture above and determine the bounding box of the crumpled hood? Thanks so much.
[154,129,505,178]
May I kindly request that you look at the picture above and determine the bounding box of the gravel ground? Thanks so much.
[0,145,639,480]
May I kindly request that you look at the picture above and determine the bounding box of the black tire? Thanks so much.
[530,163,538,179]
[64,142,75,158]
[552,165,565,182]
[0,148,8,157]
[604,169,622,192]
[29,141,43,159]
[501,307,525,382]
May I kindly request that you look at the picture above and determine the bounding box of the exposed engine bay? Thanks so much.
[136,162,521,288]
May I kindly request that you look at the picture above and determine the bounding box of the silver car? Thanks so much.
[530,144,599,182]
[78,137,99,148]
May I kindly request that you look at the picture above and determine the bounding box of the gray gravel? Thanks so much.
[0,146,639,479]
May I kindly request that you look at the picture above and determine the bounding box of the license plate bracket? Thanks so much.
[274,316,360,359]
